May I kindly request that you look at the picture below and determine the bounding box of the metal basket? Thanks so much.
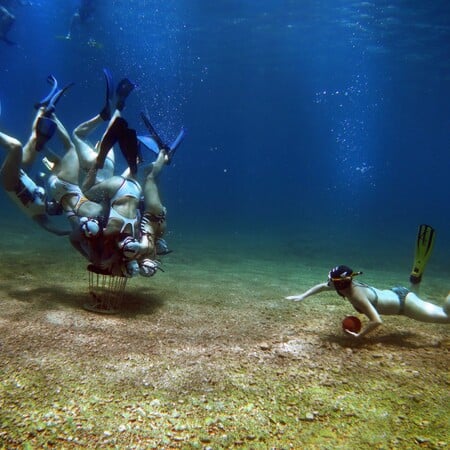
[83,265,128,314]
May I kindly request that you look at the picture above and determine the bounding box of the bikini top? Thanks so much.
[109,178,142,236]
[110,177,142,204]
[108,207,140,236]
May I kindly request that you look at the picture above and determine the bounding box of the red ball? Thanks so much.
[342,316,362,333]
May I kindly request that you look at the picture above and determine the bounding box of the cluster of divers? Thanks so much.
[0,69,185,279]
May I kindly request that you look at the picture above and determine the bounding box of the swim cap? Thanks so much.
[80,217,100,238]
[328,265,354,281]
[125,260,140,277]
[328,265,362,292]
[33,186,46,206]
[139,259,159,277]
[118,236,140,260]
[46,199,63,216]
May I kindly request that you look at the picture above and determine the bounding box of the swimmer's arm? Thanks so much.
[285,282,332,302]
[137,215,155,256]
[82,167,98,193]
[346,294,382,338]
[33,215,71,236]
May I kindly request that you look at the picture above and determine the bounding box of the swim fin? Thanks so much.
[96,116,127,169]
[100,68,114,121]
[140,112,185,164]
[35,116,57,152]
[116,78,135,111]
[137,135,160,155]
[44,81,75,115]
[167,128,186,162]
[140,112,167,150]
[34,75,58,110]
[118,127,139,175]
[409,224,436,285]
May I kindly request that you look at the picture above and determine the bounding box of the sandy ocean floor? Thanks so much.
[0,218,449,449]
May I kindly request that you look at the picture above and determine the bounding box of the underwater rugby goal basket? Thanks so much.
[84,264,128,314]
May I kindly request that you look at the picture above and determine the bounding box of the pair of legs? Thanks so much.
[142,149,169,248]
[72,110,117,187]
[138,111,186,254]
[0,107,46,188]
[402,291,450,323]
[72,68,136,189]
[49,114,105,219]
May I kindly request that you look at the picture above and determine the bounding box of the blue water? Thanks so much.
[1,1,449,272]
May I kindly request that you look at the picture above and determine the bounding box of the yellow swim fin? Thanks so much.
[410,224,436,285]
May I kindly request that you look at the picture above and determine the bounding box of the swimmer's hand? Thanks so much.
[140,216,154,236]
[344,329,360,338]
[285,295,306,302]
[139,259,160,277]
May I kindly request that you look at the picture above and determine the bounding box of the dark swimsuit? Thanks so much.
[390,286,409,315]
[356,283,409,315]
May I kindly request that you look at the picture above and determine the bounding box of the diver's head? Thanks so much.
[328,265,362,292]
[33,186,46,207]
[80,217,101,238]
[118,235,140,260]
[124,259,139,278]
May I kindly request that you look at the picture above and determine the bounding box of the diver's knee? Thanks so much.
[9,138,23,152]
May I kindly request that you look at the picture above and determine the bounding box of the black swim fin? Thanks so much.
[35,116,57,152]
[99,68,114,121]
[118,127,139,175]
[410,224,436,285]
[116,78,135,111]
[96,116,127,169]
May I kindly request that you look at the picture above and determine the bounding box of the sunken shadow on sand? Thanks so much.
[324,332,442,349]
[6,285,165,317]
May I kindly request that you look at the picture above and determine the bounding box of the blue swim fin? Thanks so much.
[168,127,186,159]
[140,112,167,150]
[34,75,58,110]
[100,68,114,121]
[140,112,186,164]
[35,116,57,151]
[137,135,160,155]
[44,81,74,115]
